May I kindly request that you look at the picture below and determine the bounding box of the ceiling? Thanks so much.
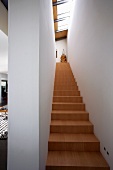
[52,0,73,41]
[1,0,73,41]
[1,0,8,10]
[1,0,71,41]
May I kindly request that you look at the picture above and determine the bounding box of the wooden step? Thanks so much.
[46,63,110,170]
[55,78,76,82]
[54,91,80,96]
[55,81,75,83]
[55,73,73,75]
[55,78,75,81]
[54,85,78,90]
[54,76,75,79]
[55,83,76,86]
[46,151,110,170]
[51,111,89,121]
[52,103,85,111]
[54,82,76,86]
[55,75,74,78]
[50,120,93,133]
[53,96,82,103]
[48,133,100,151]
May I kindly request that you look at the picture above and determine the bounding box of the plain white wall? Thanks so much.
[56,39,67,62]
[68,0,113,169]
[0,1,8,35]
[8,0,39,170]
[0,73,8,80]
[39,0,56,169]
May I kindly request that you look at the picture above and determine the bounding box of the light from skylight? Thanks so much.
[58,17,69,27]
[57,11,70,19]
[57,0,73,31]
[57,2,70,15]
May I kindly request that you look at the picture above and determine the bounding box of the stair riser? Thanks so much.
[55,77,75,79]
[55,78,75,81]
[55,79,75,82]
[55,75,75,77]
[52,104,85,111]
[48,142,100,151]
[55,78,76,81]
[53,97,82,103]
[55,80,75,83]
[51,113,89,121]
[50,125,93,133]
[54,86,78,90]
[56,70,73,72]
[55,74,74,76]
[55,83,76,86]
[55,84,77,87]
[54,91,80,96]
[46,166,109,170]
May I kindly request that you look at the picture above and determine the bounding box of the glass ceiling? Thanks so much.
[56,0,73,32]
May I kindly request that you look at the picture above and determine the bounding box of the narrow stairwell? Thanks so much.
[46,63,110,170]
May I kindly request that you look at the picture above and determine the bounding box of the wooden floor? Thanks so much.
[46,63,110,170]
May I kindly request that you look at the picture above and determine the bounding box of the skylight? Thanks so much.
[57,0,73,31]
[58,17,69,31]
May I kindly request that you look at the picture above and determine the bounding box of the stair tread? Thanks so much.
[51,120,92,126]
[53,96,82,103]
[49,133,99,142]
[46,151,109,167]
[54,85,77,86]
[53,96,81,97]
[54,90,79,92]
[52,102,84,104]
[52,110,88,114]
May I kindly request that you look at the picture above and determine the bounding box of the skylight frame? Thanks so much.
[55,0,73,32]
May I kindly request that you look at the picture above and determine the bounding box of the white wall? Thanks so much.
[68,0,113,169]
[0,1,8,35]
[39,0,56,169]
[8,1,39,170]
[0,73,8,80]
[0,30,8,73]
[0,73,8,103]
[56,39,67,62]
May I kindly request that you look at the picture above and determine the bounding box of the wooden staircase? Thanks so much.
[46,63,110,170]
